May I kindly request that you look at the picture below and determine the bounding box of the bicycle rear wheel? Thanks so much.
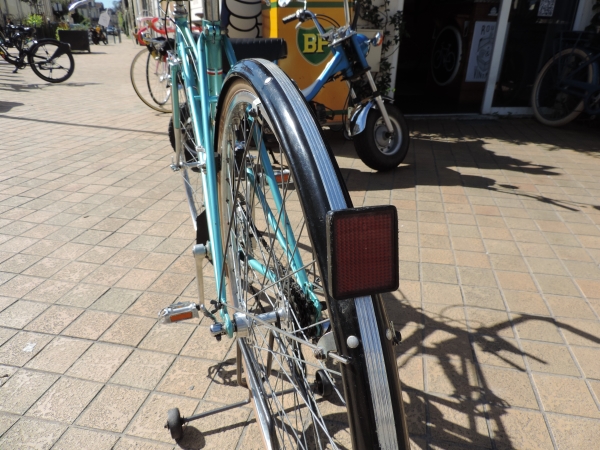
[28,40,74,83]
[532,47,594,126]
[130,48,171,113]
[217,59,410,450]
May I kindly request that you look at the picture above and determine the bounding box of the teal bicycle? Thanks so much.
[159,1,410,448]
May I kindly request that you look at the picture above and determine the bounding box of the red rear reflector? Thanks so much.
[170,311,194,322]
[327,206,398,300]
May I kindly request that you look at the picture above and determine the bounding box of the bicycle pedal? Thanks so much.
[159,301,199,323]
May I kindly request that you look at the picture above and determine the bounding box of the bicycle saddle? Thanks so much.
[225,38,287,72]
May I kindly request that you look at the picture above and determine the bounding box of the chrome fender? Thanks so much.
[348,100,375,137]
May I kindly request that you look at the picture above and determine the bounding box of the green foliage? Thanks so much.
[585,0,600,32]
[356,0,407,94]
[24,14,43,27]
[55,22,69,40]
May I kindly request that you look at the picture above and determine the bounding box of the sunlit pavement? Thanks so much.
[1,40,600,449]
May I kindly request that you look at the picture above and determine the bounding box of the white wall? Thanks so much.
[573,0,595,31]
[2,0,53,24]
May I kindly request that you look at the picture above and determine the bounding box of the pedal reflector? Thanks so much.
[274,170,290,184]
[159,302,200,323]
[326,206,398,300]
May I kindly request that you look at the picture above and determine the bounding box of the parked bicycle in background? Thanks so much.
[531,31,600,126]
[0,24,75,83]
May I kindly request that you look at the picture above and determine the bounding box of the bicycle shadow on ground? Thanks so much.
[325,119,600,212]
[0,81,101,92]
[0,115,166,135]
[73,51,108,55]
[0,81,43,92]
[382,289,600,449]
[0,101,23,112]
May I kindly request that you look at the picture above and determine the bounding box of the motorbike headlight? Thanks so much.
[370,32,383,47]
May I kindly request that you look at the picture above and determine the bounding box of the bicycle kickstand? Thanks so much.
[159,238,254,441]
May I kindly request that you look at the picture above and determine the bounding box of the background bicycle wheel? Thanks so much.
[130,48,172,113]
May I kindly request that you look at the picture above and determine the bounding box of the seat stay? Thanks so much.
[174,16,233,336]
[245,140,322,324]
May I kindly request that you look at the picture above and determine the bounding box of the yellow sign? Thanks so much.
[262,1,349,120]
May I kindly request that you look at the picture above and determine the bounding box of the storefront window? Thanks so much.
[395,0,503,114]
[491,0,580,108]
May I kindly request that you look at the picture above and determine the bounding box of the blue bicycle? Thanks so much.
[159,1,410,448]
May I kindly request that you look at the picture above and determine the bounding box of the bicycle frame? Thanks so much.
[0,32,29,67]
[168,0,320,338]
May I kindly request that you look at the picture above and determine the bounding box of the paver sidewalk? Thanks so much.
[1,41,600,450]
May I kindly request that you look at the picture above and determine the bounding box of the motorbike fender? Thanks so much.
[348,97,394,137]
[348,100,374,137]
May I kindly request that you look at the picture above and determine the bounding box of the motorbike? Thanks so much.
[90,26,108,45]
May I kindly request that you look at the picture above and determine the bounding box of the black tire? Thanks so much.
[103,38,108,45]
[130,49,171,113]
[431,25,462,86]
[166,408,183,441]
[353,103,409,171]
[216,59,410,449]
[532,47,594,127]
[27,40,74,83]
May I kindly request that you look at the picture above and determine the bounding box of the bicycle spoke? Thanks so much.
[218,80,349,448]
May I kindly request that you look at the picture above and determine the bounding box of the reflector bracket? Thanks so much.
[326,205,399,300]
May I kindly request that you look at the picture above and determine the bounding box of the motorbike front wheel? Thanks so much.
[353,103,409,171]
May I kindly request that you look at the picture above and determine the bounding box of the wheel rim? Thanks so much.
[536,51,589,122]
[373,115,402,156]
[147,54,171,106]
[130,49,171,113]
[218,85,348,449]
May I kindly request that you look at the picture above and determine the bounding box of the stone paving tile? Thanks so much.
[113,437,174,449]
[99,315,156,346]
[2,41,600,450]
[76,384,149,433]
[25,336,91,374]
[26,376,102,423]
[66,342,132,383]
[0,331,54,367]
[0,417,67,450]
[51,427,120,450]
[110,349,175,390]
[0,369,58,414]
[125,392,199,443]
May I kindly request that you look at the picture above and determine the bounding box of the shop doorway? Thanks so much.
[394,0,581,115]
